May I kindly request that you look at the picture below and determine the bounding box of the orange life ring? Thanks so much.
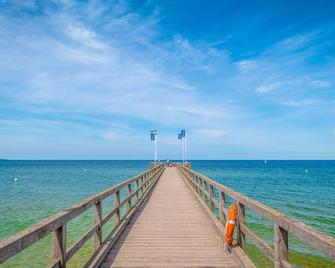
[225,203,237,245]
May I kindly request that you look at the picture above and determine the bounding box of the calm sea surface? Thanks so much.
[0,160,334,267]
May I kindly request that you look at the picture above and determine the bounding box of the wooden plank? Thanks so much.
[114,191,120,226]
[274,224,289,268]
[0,164,164,264]
[135,179,139,204]
[66,225,97,261]
[177,167,252,268]
[102,208,118,226]
[219,191,226,224]
[127,184,132,212]
[209,184,215,212]
[240,223,274,261]
[101,167,240,268]
[53,225,66,268]
[177,164,335,259]
[237,202,246,249]
[94,202,102,249]
[87,166,163,268]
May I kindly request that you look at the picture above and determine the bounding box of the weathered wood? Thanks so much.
[178,166,255,268]
[237,202,246,249]
[219,191,226,224]
[114,191,120,226]
[0,164,164,264]
[94,201,102,249]
[140,177,144,194]
[240,223,274,260]
[66,225,97,261]
[127,184,132,212]
[135,179,139,204]
[53,225,66,268]
[87,167,164,268]
[209,184,215,212]
[274,224,289,268]
[100,167,240,268]
[177,164,335,260]
[102,208,118,226]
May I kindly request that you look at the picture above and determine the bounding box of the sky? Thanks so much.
[0,0,334,160]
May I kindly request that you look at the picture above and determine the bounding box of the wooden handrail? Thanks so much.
[0,164,164,267]
[176,163,335,268]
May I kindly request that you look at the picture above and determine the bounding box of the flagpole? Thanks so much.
[184,130,187,164]
[182,137,184,163]
[154,133,157,164]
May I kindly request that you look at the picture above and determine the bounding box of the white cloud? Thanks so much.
[67,23,107,50]
[281,99,319,107]
[310,79,331,88]
[236,60,258,72]
[256,84,276,94]
[194,129,227,138]
[102,130,123,140]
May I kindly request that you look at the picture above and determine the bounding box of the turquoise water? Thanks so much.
[191,160,335,263]
[0,160,334,267]
[0,160,148,239]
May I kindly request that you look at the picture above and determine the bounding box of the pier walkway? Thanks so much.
[1,163,334,268]
[100,167,239,267]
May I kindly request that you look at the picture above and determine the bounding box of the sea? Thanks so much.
[0,160,334,267]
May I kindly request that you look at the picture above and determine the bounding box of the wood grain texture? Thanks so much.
[177,164,335,260]
[100,167,239,268]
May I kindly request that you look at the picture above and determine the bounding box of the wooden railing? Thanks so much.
[0,164,164,268]
[177,164,335,268]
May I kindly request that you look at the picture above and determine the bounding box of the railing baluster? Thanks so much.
[114,190,120,225]
[94,201,102,249]
[274,224,289,268]
[219,191,226,224]
[209,184,215,212]
[237,202,246,249]
[135,178,139,204]
[203,180,208,204]
[53,224,66,268]
[127,183,132,213]
[141,176,144,195]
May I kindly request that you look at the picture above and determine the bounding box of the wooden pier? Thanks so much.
[0,163,334,267]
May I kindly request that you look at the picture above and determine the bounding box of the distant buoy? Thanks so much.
[14,177,18,182]
[305,170,308,173]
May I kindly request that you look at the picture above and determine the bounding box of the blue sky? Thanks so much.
[0,0,334,160]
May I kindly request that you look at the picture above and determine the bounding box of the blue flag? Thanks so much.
[150,133,155,141]
[181,129,185,137]
[178,133,182,139]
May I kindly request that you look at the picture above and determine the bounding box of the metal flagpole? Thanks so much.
[154,132,157,164]
[182,136,184,163]
[184,130,187,164]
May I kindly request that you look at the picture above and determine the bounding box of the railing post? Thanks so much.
[237,202,245,249]
[114,190,120,225]
[219,191,226,224]
[199,178,204,197]
[53,224,66,268]
[203,180,208,204]
[274,224,289,268]
[135,179,139,204]
[94,201,102,249]
[209,184,215,212]
[141,176,144,195]
[127,183,132,213]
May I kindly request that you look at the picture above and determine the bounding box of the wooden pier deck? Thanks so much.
[1,163,334,268]
[100,167,239,267]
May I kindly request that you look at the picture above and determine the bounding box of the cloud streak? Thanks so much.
[0,0,334,159]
